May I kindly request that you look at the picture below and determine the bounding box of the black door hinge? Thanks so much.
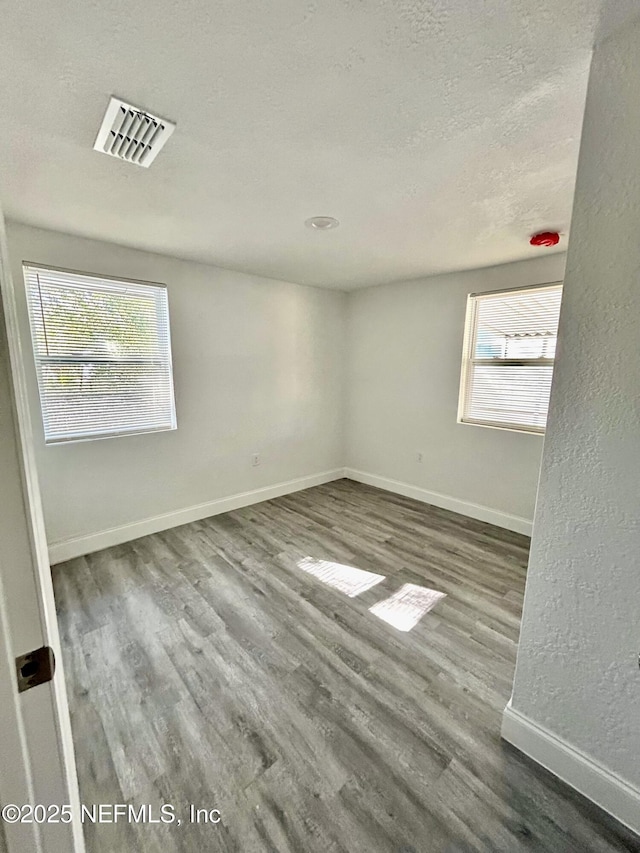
[15,646,55,693]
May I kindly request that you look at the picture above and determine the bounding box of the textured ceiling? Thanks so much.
[0,1,635,289]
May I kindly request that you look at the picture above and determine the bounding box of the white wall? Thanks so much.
[344,253,566,532]
[504,18,640,833]
[7,223,345,556]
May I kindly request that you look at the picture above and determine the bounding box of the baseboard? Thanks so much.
[50,466,531,561]
[502,702,640,837]
[343,468,532,536]
[48,469,345,563]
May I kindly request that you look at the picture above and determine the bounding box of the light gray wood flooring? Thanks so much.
[52,479,640,853]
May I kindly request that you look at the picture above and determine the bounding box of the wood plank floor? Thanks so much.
[52,479,640,853]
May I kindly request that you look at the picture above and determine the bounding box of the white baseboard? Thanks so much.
[48,469,344,564]
[50,466,532,562]
[502,702,640,836]
[343,468,532,536]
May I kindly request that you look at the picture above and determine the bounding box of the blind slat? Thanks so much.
[23,265,177,443]
[460,284,562,433]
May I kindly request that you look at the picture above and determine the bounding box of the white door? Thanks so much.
[0,210,84,853]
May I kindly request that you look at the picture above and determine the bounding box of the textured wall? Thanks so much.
[7,223,345,546]
[510,20,640,788]
[345,253,565,524]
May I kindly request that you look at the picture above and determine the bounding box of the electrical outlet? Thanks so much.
[416,452,424,463]
[251,453,260,467]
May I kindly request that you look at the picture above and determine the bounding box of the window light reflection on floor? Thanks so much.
[369,584,446,631]
[297,557,385,598]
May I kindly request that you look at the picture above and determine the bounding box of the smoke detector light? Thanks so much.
[305,216,339,230]
[530,230,560,247]
[94,96,176,168]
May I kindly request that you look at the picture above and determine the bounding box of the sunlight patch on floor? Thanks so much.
[369,583,446,631]
[297,557,385,598]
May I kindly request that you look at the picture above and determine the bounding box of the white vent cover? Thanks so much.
[93,97,176,167]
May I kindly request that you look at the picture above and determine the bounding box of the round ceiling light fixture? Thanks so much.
[305,216,339,230]
[530,230,560,247]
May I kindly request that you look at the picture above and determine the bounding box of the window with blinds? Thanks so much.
[458,283,563,433]
[23,264,177,444]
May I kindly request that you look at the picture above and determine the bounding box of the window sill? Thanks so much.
[44,424,177,446]
[457,418,545,436]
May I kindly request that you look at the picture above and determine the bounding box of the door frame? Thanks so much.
[0,572,41,852]
[0,209,85,853]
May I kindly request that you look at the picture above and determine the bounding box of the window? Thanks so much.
[23,264,177,444]
[458,283,562,433]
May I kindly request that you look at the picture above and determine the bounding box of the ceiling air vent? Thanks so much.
[93,97,176,168]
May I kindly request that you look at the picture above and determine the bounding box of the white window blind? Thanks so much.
[23,264,177,444]
[458,283,563,433]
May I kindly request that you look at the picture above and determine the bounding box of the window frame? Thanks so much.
[23,262,178,445]
[457,281,563,435]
